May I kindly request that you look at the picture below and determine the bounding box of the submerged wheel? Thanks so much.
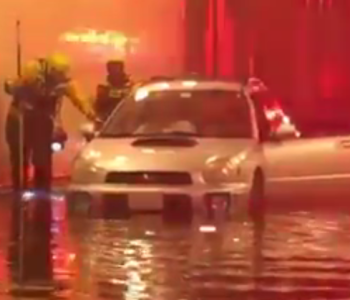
[248,169,266,221]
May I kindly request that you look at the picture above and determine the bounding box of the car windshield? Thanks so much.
[100,89,253,138]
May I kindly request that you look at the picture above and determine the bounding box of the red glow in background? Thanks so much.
[185,0,350,113]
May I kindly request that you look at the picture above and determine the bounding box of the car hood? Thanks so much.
[81,137,255,172]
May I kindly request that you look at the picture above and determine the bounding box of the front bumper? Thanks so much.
[67,182,249,214]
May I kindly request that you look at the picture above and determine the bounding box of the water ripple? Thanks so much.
[1,201,350,300]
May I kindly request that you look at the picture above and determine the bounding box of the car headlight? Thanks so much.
[202,155,246,184]
[72,148,102,168]
[202,167,233,184]
[71,156,105,184]
[73,157,104,173]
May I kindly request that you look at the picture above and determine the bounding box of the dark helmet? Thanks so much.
[106,59,124,73]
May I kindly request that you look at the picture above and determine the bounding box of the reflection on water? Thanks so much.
[1,197,350,299]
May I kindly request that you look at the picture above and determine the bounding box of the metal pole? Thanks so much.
[16,19,25,288]
[16,20,23,188]
[16,21,22,78]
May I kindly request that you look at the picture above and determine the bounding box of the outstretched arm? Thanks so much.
[63,80,97,121]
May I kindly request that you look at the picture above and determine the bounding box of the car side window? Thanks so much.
[225,92,253,138]
[250,96,271,141]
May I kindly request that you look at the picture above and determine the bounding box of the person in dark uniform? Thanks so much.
[4,53,97,192]
[94,59,133,122]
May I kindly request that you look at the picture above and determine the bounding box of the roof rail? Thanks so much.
[141,74,242,85]
[135,76,174,87]
[139,74,203,86]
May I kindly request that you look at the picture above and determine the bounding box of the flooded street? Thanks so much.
[0,196,350,299]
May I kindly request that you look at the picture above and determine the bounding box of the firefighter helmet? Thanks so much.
[47,53,71,76]
[106,59,124,72]
[22,60,42,82]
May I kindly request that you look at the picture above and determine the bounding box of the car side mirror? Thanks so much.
[271,123,298,141]
[80,122,97,142]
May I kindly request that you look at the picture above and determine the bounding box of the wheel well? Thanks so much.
[249,167,266,219]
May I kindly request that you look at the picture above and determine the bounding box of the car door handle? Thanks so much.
[338,140,350,148]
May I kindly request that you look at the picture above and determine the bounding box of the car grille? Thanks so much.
[105,171,193,185]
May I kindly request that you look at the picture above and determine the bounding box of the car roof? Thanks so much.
[138,79,244,93]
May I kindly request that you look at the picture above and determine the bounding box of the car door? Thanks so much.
[264,119,350,201]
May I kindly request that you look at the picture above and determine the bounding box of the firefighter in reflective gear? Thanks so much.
[4,53,97,192]
[94,59,132,122]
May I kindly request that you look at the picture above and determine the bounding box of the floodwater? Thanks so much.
[0,195,350,300]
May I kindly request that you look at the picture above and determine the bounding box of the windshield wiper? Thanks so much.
[100,132,200,138]
[99,133,133,138]
[160,131,200,137]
